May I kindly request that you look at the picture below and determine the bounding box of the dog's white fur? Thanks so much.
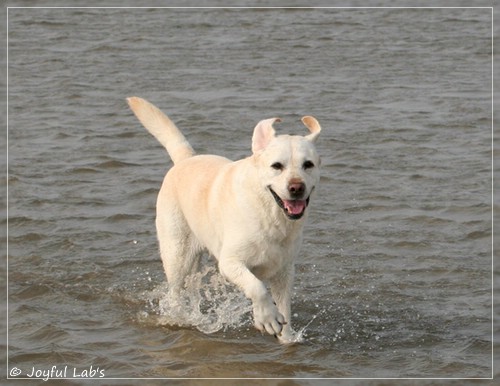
[127,97,321,343]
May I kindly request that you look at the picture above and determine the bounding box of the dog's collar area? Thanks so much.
[268,187,309,220]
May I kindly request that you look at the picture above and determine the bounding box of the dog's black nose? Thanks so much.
[288,181,305,198]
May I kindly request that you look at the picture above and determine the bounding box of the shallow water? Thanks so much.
[6,5,495,382]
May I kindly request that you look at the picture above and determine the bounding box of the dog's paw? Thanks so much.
[252,300,286,336]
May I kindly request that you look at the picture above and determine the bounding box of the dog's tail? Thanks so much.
[127,97,195,164]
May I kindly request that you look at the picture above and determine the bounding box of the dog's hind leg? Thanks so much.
[156,204,202,295]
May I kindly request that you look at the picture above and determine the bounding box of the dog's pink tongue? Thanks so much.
[283,199,306,215]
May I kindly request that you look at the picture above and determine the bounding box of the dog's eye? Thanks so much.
[303,160,315,169]
[271,162,284,171]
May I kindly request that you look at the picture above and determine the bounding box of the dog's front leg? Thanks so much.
[270,264,301,343]
[218,258,285,337]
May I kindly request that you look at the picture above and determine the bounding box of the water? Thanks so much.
[5,5,495,382]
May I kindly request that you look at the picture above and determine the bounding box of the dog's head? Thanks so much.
[251,116,321,220]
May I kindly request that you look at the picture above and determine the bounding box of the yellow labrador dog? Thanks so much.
[128,97,321,343]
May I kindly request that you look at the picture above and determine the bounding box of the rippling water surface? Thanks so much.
[6,6,495,383]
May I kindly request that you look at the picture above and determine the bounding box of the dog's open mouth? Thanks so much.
[269,187,310,220]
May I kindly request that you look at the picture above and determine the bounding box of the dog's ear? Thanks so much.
[252,118,281,153]
[302,116,321,143]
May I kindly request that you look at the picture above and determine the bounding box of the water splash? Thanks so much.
[293,308,326,342]
[140,266,252,334]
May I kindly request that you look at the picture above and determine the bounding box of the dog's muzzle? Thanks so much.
[268,187,311,220]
